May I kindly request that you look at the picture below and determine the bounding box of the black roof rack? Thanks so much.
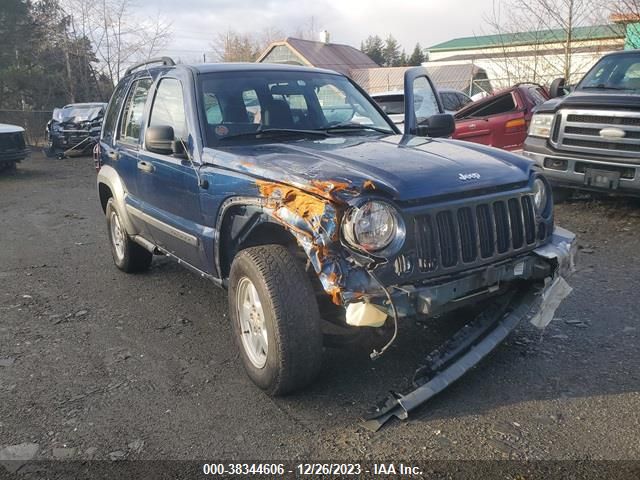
[124,57,176,76]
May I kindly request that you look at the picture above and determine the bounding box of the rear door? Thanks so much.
[108,77,153,232]
[136,76,205,269]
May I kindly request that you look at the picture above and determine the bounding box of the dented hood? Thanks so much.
[208,134,533,203]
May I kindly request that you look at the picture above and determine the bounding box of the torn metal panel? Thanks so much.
[530,276,573,329]
[256,180,376,305]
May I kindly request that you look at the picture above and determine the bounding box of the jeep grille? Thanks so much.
[414,195,539,274]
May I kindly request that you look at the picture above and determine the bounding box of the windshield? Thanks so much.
[199,70,394,146]
[578,53,640,92]
[53,105,104,123]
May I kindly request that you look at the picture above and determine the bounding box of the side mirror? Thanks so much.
[403,67,446,136]
[415,113,456,138]
[549,78,566,98]
[145,125,174,154]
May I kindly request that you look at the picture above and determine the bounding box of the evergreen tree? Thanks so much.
[360,35,385,65]
[382,35,401,67]
[408,43,425,66]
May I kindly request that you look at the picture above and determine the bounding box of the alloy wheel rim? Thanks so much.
[236,277,268,369]
[110,211,125,261]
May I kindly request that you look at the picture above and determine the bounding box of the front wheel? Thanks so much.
[229,245,323,396]
[105,198,152,273]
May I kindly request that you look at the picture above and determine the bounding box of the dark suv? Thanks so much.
[96,58,575,421]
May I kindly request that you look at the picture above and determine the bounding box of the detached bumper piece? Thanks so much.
[363,289,535,432]
[363,227,576,431]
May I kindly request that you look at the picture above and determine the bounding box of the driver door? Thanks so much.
[403,67,445,135]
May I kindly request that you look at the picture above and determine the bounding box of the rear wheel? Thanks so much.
[105,198,152,273]
[229,245,323,396]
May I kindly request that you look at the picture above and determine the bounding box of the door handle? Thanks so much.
[137,160,154,173]
[107,150,119,161]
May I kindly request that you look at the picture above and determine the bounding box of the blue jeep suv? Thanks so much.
[96,58,575,414]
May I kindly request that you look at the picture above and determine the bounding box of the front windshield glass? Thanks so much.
[199,70,394,146]
[578,53,640,92]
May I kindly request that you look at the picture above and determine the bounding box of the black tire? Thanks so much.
[229,245,323,396]
[105,198,152,273]
[552,186,572,204]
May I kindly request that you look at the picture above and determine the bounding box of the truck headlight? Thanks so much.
[532,177,550,214]
[342,200,405,255]
[529,114,555,138]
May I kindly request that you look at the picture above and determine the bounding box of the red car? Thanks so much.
[453,84,549,152]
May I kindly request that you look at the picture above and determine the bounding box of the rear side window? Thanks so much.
[149,78,188,141]
[441,93,458,111]
[457,92,472,109]
[463,94,516,118]
[102,81,129,142]
[119,78,152,143]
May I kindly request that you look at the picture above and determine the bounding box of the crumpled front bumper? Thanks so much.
[363,227,577,431]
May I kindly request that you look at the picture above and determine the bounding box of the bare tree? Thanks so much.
[211,28,284,63]
[482,0,611,86]
[607,0,640,49]
[61,0,172,85]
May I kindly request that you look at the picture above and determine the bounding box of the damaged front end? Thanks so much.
[363,226,576,431]
[254,175,576,429]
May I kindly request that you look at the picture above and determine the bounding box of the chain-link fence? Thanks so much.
[0,110,52,147]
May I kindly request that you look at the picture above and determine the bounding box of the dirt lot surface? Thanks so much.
[1,152,639,463]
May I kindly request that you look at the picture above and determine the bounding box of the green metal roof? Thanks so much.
[428,24,626,52]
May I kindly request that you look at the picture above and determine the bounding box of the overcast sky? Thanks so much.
[139,0,496,63]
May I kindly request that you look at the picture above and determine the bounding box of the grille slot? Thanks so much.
[457,207,477,263]
[476,204,494,258]
[414,195,540,274]
[414,215,438,272]
[436,211,458,268]
[522,196,536,244]
[493,201,510,253]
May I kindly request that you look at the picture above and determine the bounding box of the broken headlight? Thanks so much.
[342,200,405,255]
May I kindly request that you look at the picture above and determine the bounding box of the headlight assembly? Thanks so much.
[532,177,550,214]
[528,114,555,139]
[342,200,405,255]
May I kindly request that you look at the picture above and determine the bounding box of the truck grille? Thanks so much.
[414,195,538,273]
[554,109,640,159]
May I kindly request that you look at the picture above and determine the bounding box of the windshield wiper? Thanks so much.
[322,123,394,134]
[218,128,330,141]
[581,84,631,91]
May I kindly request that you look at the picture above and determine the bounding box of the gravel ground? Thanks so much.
[1,152,639,463]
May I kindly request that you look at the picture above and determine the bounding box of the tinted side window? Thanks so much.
[467,94,515,118]
[441,93,458,111]
[119,78,152,143]
[457,93,472,109]
[102,81,129,142]
[149,78,188,141]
